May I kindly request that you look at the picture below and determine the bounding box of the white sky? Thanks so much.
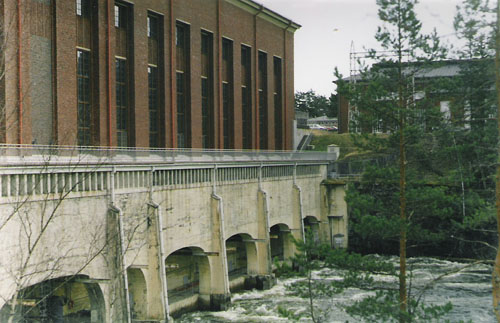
[258,0,463,96]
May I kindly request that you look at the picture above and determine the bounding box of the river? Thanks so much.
[177,256,494,322]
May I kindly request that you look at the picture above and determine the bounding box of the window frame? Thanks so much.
[241,45,252,149]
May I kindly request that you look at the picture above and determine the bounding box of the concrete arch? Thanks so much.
[226,233,258,291]
[0,275,105,322]
[165,246,211,316]
[303,216,320,244]
[270,223,294,262]
[84,281,106,323]
[127,267,147,320]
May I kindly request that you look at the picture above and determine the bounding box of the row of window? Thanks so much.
[75,0,285,150]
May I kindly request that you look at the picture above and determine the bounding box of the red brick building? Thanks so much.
[0,0,299,150]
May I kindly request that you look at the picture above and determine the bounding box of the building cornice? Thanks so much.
[226,0,301,32]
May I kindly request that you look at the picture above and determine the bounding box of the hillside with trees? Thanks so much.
[295,90,338,118]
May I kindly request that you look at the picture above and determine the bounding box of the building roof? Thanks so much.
[295,111,309,119]
[413,64,461,78]
[228,0,301,32]
[340,59,492,82]
[308,116,336,122]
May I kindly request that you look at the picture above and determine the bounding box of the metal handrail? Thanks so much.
[0,144,337,167]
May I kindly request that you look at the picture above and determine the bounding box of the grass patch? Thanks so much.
[310,132,357,158]
[310,132,391,161]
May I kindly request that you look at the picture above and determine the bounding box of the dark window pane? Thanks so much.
[116,58,128,147]
[177,72,186,148]
[77,0,91,48]
[77,50,92,146]
[222,38,233,149]
[114,3,132,147]
[201,32,213,148]
[148,66,159,147]
[258,51,268,149]
[274,57,283,150]
[241,45,252,149]
[176,22,190,148]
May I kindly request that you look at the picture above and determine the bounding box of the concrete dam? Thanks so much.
[0,146,347,322]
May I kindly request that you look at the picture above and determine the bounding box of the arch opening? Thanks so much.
[165,246,211,315]
[303,216,320,245]
[226,234,248,278]
[127,267,147,320]
[225,233,257,292]
[270,223,292,262]
[0,275,105,323]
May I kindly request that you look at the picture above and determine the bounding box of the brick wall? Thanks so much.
[3,0,298,150]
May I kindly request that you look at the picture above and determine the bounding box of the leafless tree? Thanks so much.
[0,148,151,322]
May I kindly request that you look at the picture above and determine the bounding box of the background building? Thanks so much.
[336,59,494,134]
[0,0,300,150]
[307,116,337,130]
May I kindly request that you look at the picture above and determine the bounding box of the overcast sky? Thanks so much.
[258,0,463,96]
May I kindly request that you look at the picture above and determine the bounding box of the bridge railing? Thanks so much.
[0,146,328,199]
[330,154,397,179]
[0,163,324,198]
[328,173,362,181]
[0,144,337,166]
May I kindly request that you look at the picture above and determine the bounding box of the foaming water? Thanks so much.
[177,257,495,322]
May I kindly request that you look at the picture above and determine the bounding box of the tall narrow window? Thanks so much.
[76,0,92,146]
[258,51,268,150]
[115,2,133,147]
[116,59,128,146]
[148,13,163,148]
[76,0,91,48]
[176,22,190,148]
[77,51,91,146]
[241,45,252,149]
[201,31,214,149]
[273,57,283,150]
[28,0,54,145]
[222,38,234,149]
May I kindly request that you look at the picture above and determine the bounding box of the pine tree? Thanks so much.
[493,0,500,319]
[295,90,337,118]
[452,0,500,317]
[336,0,447,320]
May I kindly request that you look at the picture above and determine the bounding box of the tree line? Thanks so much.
[284,0,500,322]
[295,90,338,118]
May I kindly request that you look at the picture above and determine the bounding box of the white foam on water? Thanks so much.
[178,257,496,322]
